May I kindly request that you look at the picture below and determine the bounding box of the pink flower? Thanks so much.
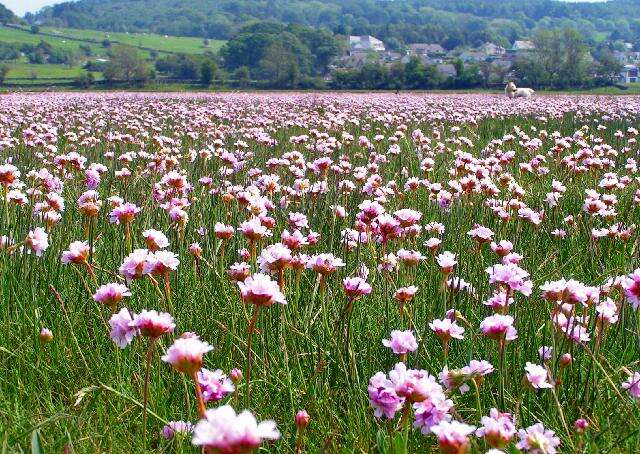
[431,420,476,453]
[119,249,150,280]
[397,249,426,266]
[306,253,345,275]
[25,227,49,257]
[214,222,234,240]
[394,208,421,227]
[467,224,494,244]
[281,229,308,250]
[486,263,532,296]
[189,242,202,257]
[490,240,513,257]
[192,405,280,450]
[476,408,516,449]
[197,368,235,402]
[343,277,372,299]
[109,308,137,348]
[258,243,292,273]
[622,371,640,401]
[288,212,309,229]
[109,202,141,224]
[483,290,514,312]
[436,251,457,274]
[480,314,517,341]
[516,423,561,453]
[161,421,193,439]
[622,269,640,309]
[368,372,403,419]
[412,393,453,435]
[382,330,418,355]
[228,262,251,282]
[61,240,90,265]
[142,229,169,251]
[524,362,553,389]
[239,217,271,241]
[238,273,287,306]
[430,318,465,342]
[130,310,175,338]
[93,283,131,307]
[162,336,214,375]
[394,286,418,303]
[143,250,180,275]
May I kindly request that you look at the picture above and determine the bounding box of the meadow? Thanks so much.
[0,92,639,453]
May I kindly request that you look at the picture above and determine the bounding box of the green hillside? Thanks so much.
[0,24,224,87]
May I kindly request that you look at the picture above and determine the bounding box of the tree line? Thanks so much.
[27,0,640,51]
[87,24,622,91]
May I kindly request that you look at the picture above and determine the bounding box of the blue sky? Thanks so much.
[4,0,61,16]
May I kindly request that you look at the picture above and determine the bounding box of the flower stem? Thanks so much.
[192,371,207,419]
[142,337,157,447]
[245,305,260,405]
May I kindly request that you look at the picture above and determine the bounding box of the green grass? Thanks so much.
[40,26,224,54]
[4,62,101,81]
[0,94,639,452]
[0,26,105,55]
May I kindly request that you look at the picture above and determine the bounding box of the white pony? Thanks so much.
[505,81,534,98]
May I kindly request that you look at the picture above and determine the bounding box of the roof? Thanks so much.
[407,43,445,54]
[436,63,457,77]
[512,40,535,51]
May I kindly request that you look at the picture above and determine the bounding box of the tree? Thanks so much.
[200,59,218,86]
[258,42,300,87]
[0,64,9,85]
[103,45,152,85]
[30,25,40,34]
[73,72,95,88]
[234,66,251,88]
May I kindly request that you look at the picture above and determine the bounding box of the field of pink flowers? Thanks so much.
[1,92,640,452]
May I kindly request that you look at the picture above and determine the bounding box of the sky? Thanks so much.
[4,0,61,16]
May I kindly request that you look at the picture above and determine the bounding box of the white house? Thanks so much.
[349,35,385,53]
[620,65,639,84]
[512,40,535,52]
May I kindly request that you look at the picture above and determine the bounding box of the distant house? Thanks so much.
[480,42,506,57]
[512,40,535,52]
[407,43,445,57]
[349,35,385,53]
[620,65,639,84]
[459,51,485,63]
[436,63,457,78]
[381,51,403,63]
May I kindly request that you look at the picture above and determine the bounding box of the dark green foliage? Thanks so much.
[0,63,9,83]
[103,45,153,84]
[24,0,640,46]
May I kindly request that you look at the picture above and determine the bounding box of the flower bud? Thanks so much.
[39,328,53,343]
[230,368,243,383]
[574,418,588,433]
[295,410,310,429]
[559,353,572,368]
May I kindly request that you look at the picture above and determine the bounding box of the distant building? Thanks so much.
[437,63,457,78]
[349,35,385,53]
[407,43,445,57]
[480,42,506,56]
[620,65,639,84]
[458,51,485,63]
[512,40,535,52]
